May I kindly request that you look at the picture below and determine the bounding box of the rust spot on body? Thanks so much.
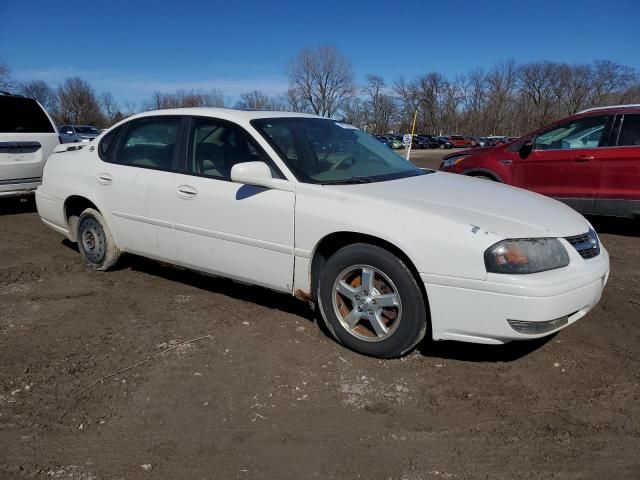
[294,289,313,302]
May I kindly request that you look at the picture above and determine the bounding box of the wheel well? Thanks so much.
[64,196,99,242]
[309,232,430,317]
[465,170,500,181]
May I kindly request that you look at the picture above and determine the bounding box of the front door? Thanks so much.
[512,114,611,214]
[171,117,295,293]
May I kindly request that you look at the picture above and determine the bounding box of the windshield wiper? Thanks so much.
[320,176,377,185]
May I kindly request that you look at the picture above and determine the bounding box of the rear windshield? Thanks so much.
[0,96,55,133]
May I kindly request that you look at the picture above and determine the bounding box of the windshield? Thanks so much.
[75,126,100,135]
[251,118,427,184]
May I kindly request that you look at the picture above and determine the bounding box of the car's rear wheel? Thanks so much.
[77,208,120,271]
[317,244,427,358]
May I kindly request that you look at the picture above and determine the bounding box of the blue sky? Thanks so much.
[1,0,639,105]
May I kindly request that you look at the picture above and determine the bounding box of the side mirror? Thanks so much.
[519,139,533,158]
[230,161,293,192]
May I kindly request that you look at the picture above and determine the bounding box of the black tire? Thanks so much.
[77,208,120,271]
[317,243,428,358]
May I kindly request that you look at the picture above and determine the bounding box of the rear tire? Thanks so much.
[317,244,428,358]
[77,208,120,271]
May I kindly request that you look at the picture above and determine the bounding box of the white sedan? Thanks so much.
[36,109,610,358]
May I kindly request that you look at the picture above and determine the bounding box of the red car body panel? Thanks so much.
[439,106,640,218]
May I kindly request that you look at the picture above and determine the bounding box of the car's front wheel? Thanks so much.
[317,244,428,358]
[77,208,120,271]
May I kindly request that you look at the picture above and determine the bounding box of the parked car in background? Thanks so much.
[448,135,474,148]
[388,137,404,149]
[434,136,454,149]
[36,108,609,358]
[439,104,640,218]
[410,135,429,149]
[468,137,487,148]
[59,125,101,143]
[374,135,392,148]
[0,92,60,197]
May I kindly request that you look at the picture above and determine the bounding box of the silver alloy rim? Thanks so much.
[80,218,105,264]
[332,264,402,342]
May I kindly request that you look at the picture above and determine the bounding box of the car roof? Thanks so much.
[127,107,322,123]
[576,104,640,115]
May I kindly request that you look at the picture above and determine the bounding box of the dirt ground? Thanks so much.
[1,149,639,479]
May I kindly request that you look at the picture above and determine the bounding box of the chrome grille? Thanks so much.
[565,229,600,259]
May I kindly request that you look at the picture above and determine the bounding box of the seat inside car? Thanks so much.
[121,144,173,169]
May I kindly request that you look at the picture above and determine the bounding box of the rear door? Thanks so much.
[0,96,59,185]
[596,113,640,216]
[512,115,611,214]
[95,116,184,261]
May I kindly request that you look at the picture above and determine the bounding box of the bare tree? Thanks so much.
[56,77,105,126]
[100,92,127,125]
[18,79,56,112]
[142,89,225,111]
[341,97,368,130]
[362,74,397,134]
[287,45,355,117]
[517,61,562,128]
[235,90,280,110]
[0,58,13,91]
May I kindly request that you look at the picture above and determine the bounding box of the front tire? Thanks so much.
[77,208,120,271]
[317,244,428,358]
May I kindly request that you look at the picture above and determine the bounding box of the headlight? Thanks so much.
[484,238,569,274]
[442,156,466,167]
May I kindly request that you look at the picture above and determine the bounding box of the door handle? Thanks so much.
[574,155,594,162]
[176,185,198,199]
[97,173,113,185]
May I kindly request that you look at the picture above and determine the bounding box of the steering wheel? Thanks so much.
[329,155,357,171]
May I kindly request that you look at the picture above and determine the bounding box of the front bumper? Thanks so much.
[421,245,610,344]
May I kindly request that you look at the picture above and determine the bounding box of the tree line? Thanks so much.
[2,47,639,135]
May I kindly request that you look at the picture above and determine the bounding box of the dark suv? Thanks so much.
[439,105,640,218]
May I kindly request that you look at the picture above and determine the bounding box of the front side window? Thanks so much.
[114,118,181,170]
[251,118,426,184]
[534,115,609,151]
[185,119,275,180]
[617,114,640,146]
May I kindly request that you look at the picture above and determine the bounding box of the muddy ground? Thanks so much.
[1,149,639,479]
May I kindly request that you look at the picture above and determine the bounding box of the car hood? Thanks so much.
[330,172,590,239]
[443,145,502,159]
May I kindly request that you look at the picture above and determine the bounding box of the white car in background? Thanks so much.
[36,108,609,358]
[0,92,59,197]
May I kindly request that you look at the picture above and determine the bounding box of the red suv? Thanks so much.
[448,135,474,148]
[439,105,640,218]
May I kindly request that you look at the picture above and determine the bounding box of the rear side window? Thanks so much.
[618,114,640,146]
[112,118,181,170]
[98,127,121,160]
[0,96,55,133]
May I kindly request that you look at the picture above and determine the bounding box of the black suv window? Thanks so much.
[534,115,609,150]
[618,114,640,146]
[185,118,277,180]
[113,118,181,170]
[0,96,55,133]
